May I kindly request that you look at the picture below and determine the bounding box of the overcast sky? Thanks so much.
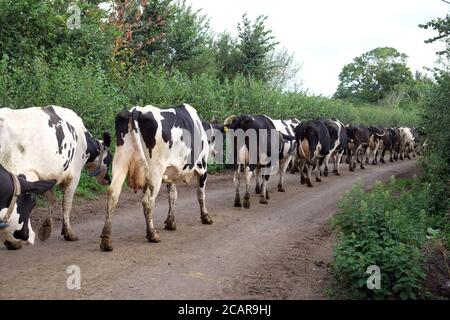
[187,0,448,96]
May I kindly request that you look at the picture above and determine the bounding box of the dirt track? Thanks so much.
[0,159,418,299]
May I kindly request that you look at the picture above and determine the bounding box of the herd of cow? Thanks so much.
[0,104,421,251]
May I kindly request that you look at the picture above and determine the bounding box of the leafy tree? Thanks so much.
[237,14,278,81]
[213,32,243,81]
[335,47,414,103]
[0,0,116,67]
[153,0,214,75]
[419,11,450,58]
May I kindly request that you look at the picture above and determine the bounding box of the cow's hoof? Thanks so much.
[147,231,161,243]
[100,238,113,252]
[164,220,177,231]
[255,184,262,194]
[335,172,340,176]
[234,200,242,208]
[243,197,251,209]
[38,218,52,241]
[260,198,268,205]
[62,229,79,241]
[323,169,329,177]
[307,182,313,188]
[201,214,213,225]
[4,240,22,250]
[316,177,322,182]
[278,185,286,192]
[380,159,385,164]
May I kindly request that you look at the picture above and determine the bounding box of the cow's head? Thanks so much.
[0,165,56,248]
[86,132,112,185]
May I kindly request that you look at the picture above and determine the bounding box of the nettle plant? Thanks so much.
[332,178,430,299]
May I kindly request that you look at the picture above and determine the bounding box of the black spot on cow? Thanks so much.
[133,109,158,158]
[17,143,25,154]
[199,172,207,188]
[42,106,65,155]
[115,110,131,147]
[160,105,203,169]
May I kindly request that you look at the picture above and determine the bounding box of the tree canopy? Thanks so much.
[334,47,414,103]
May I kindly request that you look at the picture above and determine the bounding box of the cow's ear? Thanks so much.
[103,132,112,148]
[19,178,56,195]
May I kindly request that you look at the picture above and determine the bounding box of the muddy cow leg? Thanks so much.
[164,183,178,230]
[335,150,344,176]
[306,164,313,188]
[243,166,253,209]
[316,157,325,182]
[254,166,261,194]
[233,164,242,207]
[197,172,213,224]
[300,160,307,184]
[100,164,128,252]
[323,154,330,177]
[38,187,57,241]
[143,180,162,243]
[61,174,80,242]
[361,147,368,170]
[278,157,291,192]
[260,173,270,204]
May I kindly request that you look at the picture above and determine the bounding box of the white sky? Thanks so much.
[188,0,448,96]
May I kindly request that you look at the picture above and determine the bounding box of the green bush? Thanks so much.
[332,178,432,299]
[0,57,420,195]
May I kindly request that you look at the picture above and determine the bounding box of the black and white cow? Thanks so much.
[378,127,398,163]
[0,164,55,249]
[323,119,347,176]
[257,118,297,193]
[398,127,416,160]
[294,119,331,187]
[346,125,370,171]
[0,106,112,245]
[366,125,386,165]
[223,114,295,209]
[100,104,213,251]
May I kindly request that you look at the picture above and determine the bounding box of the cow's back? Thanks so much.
[0,106,89,183]
[129,104,209,185]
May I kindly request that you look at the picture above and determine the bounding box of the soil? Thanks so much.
[0,159,419,299]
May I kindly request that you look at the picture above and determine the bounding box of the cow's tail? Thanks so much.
[130,109,150,173]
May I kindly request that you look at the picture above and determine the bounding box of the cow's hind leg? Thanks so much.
[164,183,178,230]
[234,164,242,207]
[335,150,344,175]
[260,173,270,205]
[143,182,162,243]
[323,154,330,177]
[243,166,254,209]
[61,175,80,241]
[197,172,213,224]
[278,157,291,192]
[100,163,128,252]
[38,187,57,241]
[255,166,261,194]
